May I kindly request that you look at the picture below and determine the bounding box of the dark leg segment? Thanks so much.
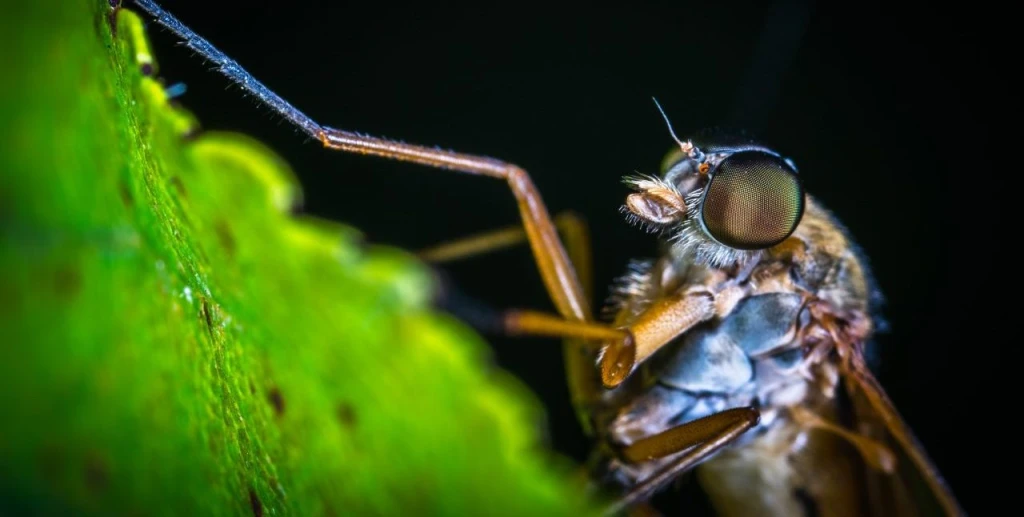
[607,407,760,515]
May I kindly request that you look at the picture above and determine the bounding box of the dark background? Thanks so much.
[137,1,1009,513]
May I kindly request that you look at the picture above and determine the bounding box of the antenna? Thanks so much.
[652,97,686,150]
[652,97,702,160]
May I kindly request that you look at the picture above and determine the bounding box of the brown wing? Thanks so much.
[843,352,965,517]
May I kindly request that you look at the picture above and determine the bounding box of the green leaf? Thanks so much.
[0,2,599,515]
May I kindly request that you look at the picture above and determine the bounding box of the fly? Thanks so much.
[121,2,965,515]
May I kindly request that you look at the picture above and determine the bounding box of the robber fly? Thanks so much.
[123,1,964,515]
[580,126,966,516]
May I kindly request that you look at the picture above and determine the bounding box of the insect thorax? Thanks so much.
[592,196,877,509]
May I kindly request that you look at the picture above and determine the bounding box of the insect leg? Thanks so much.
[319,129,593,319]
[128,2,589,321]
[128,1,627,410]
[417,223,541,262]
[489,286,716,389]
[418,211,593,301]
[609,290,716,387]
[415,212,607,426]
[607,407,760,516]
[322,129,666,409]
[493,288,717,389]
[788,406,895,472]
[503,311,634,346]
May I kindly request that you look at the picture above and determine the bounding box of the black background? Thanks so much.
[136,1,1010,513]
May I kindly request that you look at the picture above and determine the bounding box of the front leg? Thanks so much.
[614,289,716,386]
[129,1,591,324]
[497,289,717,388]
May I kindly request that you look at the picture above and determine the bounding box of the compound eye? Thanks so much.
[700,150,804,250]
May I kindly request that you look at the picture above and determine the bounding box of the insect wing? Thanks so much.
[843,352,965,517]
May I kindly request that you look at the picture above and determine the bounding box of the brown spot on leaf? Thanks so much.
[215,220,236,257]
[207,428,224,457]
[267,387,285,417]
[84,453,108,493]
[119,180,134,207]
[249,488,263,517]
[53,266,82,298]
[169,176,187,198]
[337,403,357,429]
[199,297,214,331]
[322,498,338,517]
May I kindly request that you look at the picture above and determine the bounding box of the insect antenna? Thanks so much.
[651,97,703,162]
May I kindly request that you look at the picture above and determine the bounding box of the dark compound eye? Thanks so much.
[700,150,805,250]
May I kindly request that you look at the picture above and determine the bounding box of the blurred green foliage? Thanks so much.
[0,1,598,515]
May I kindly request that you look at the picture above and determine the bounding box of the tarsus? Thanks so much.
[132,1,323,139]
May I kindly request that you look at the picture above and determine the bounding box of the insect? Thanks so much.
[123,1,964,515]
